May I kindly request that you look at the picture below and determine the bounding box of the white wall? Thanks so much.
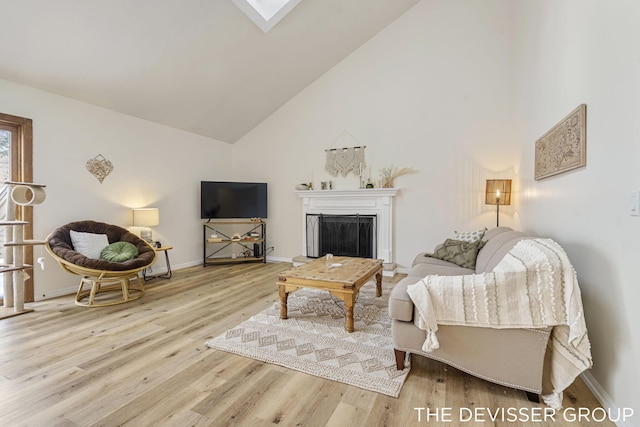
[513,0,640,419]
[232,0,639,419]
[0,78,233,299]
[2,0,635,417]
[232,0,518,268]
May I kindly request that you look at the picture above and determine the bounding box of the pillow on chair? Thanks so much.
[432,238,487,269]
[70,230,109,259]
[100,241,139,262]
[454,227,487,242]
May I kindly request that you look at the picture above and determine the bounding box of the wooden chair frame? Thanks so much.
[47,238,156,308]
[60,260,151,307]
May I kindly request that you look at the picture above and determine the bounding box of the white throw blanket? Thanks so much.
[406,238,592,410]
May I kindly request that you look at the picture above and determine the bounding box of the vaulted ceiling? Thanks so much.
[0,0,419,143]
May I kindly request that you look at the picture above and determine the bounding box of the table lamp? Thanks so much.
[132,208,159,242]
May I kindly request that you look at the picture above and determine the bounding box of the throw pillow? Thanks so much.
[432,238,487,269]
[70,230,110,259]
[454,227,488,242]
[100,241,139,262]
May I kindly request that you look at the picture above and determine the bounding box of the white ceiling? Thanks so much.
[0,0,419,143]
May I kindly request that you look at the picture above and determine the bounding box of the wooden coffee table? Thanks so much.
[277,256,383,333]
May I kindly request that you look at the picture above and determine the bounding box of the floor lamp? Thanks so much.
[485,180,511,227]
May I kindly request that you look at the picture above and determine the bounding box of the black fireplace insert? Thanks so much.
[306,214,377,259]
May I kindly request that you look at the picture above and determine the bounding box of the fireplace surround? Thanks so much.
[296,188,398,275]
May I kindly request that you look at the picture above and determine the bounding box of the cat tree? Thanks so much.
[1,181,46,317]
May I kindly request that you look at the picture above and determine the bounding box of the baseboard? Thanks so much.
[266,256,292,263]
[397,267,411,275]
[35,285,77,301]
[172,260,201,269]
[581,371,636,427]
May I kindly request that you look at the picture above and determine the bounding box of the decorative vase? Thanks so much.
[382,177,394,188]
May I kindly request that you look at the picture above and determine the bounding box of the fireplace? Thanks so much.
[306,214,377,258]
[296,188,398,275]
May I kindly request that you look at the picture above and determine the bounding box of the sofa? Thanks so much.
[389,227,551,401]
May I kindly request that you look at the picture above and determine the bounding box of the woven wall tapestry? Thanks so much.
[325,146,366,177]
[86,154,114,184]
[535,104,586,180]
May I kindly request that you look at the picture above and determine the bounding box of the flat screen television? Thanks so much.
[200,181,268,219]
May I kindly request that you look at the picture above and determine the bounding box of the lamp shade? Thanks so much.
[132,208,160,227]
[485,180,512,205]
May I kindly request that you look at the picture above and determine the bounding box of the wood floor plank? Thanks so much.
[0,262,614,427]
[363,393,396,427]
[250,370,335,425]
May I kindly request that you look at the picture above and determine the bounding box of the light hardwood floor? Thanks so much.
[0,263,612,427]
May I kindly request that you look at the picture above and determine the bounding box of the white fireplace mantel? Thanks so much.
[296,188,399,267]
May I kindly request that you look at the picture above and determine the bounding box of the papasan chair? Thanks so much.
[46,220,157,307]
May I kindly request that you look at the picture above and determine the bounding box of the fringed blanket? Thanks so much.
[406,238,592,410]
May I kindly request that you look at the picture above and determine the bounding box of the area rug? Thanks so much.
[205,281,410,397]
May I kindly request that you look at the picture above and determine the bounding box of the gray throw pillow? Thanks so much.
[432,238,487,269]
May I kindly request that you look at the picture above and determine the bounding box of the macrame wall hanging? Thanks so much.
[325,146,366,177]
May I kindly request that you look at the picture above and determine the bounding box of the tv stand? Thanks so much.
[203,220,266,266]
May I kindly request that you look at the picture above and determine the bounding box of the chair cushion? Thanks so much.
[100,241,139,262]
[47,220,155,271]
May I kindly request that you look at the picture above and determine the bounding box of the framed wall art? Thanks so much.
[534,104,586,180]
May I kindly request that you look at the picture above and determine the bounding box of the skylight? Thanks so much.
[233,0,302,33]
[246,0,289,21]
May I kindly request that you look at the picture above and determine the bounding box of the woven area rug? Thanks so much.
[205,281,410,397]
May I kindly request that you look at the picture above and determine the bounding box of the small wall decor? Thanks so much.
[325,130,367,178]
[535,104,586,180]
[86,154,113,183]
[325,146,366,177]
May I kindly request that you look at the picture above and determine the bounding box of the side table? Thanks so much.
[143,245,173,281]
